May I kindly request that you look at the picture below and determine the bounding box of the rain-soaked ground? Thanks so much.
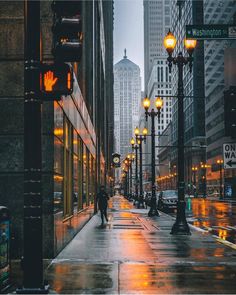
[171,197,236,245]
[43,196,236,294]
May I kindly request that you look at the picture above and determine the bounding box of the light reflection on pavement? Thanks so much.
[45,195,236,294]
[184,198,236,245]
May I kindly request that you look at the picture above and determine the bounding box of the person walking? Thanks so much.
[97,185,109,226]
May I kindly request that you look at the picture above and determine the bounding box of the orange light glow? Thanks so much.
[134,127,140,136]
[218,229,227,240]
[142,127,148,136]
[67,72,71,90]
[44,70,58,92]
[54,128,63,136]
[54,175,63,182]
[143,97,151,110]
[130,138,135,145]
[164,30,177,54]
[155,97,163,110]
[184,38,197,53]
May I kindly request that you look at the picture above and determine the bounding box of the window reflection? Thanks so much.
[54,174,63,213]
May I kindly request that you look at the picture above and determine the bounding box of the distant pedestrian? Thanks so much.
[97,185,109,226]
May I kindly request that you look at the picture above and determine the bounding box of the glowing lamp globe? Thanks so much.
[155,97,163,110]
[164,30,176,55]
[184,38,197,55]
[142,127,148,136]
[134,127,140,136]
[143,97,151,111]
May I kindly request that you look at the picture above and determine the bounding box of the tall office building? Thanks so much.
[143,0,172,185]
[0,0,114,258]
[114,51,141,159]
[203,0,236,194]
[144,0,171,92]
[170,0,206,192]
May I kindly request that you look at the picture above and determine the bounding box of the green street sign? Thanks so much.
[186,25,236,40]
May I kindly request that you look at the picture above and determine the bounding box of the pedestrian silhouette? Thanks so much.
[97,185,109,226]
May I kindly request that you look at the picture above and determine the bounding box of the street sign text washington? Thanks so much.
[223,143,236,169]
[186,25,236,40]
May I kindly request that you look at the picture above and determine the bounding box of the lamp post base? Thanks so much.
[138,194,144,208]
[148,199,159,217]
[170,220,191,235]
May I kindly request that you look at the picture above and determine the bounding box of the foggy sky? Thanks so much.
[114,0,144,90]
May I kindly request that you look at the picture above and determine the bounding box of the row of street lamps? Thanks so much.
[122,29,197,235]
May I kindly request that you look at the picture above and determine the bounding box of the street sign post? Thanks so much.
[223,143,236,169]
[186,25,236,40]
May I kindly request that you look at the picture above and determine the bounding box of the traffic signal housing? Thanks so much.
[51,0,83,62]
[224,86,236,139]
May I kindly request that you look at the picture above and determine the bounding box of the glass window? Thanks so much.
[54,136,63,175]
[54,174,63,213]
[63,118,73,219]
[54,102,64,142]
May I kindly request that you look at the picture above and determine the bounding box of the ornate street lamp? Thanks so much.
[164,29,197,235]
[134,127,147,208]
[143,96,163,217]
[131,137,139,206]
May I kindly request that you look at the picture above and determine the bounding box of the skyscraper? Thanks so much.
[203,0,236,193]
[143,0,172,185]
[144,0,171,92]
[114,50,141,159]
[170,0,206,193]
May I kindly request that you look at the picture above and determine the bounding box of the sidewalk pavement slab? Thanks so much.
[45,195,236,294]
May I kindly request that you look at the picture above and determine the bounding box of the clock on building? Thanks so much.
[112,153,121,167]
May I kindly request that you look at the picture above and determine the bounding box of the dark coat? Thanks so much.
[97,190,109,209]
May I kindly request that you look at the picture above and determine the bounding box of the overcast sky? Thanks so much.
[114,0,144,90]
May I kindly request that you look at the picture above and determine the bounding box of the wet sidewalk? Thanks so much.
[45,195,236,294]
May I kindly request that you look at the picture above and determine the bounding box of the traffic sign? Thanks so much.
[186,25,236,40]
[40,63,73,100]
[223,143,236,169]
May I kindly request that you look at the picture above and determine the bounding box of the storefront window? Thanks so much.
[73,154,78,211]
[63,118,73,219]
[82,146,87,208]
[78,136,83,210]
[54,104,64,213]
[54,174,63,213]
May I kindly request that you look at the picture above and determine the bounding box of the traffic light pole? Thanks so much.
[17,0,48,293]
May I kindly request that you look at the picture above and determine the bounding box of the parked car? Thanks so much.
[157,190,178,212]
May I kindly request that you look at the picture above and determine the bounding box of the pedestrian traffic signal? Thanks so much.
[40,63,73,100]
[224,87,236,138]
[51,0,83,62]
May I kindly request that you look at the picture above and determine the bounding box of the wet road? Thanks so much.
[45,196,236,294]
[168,197,236,247]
